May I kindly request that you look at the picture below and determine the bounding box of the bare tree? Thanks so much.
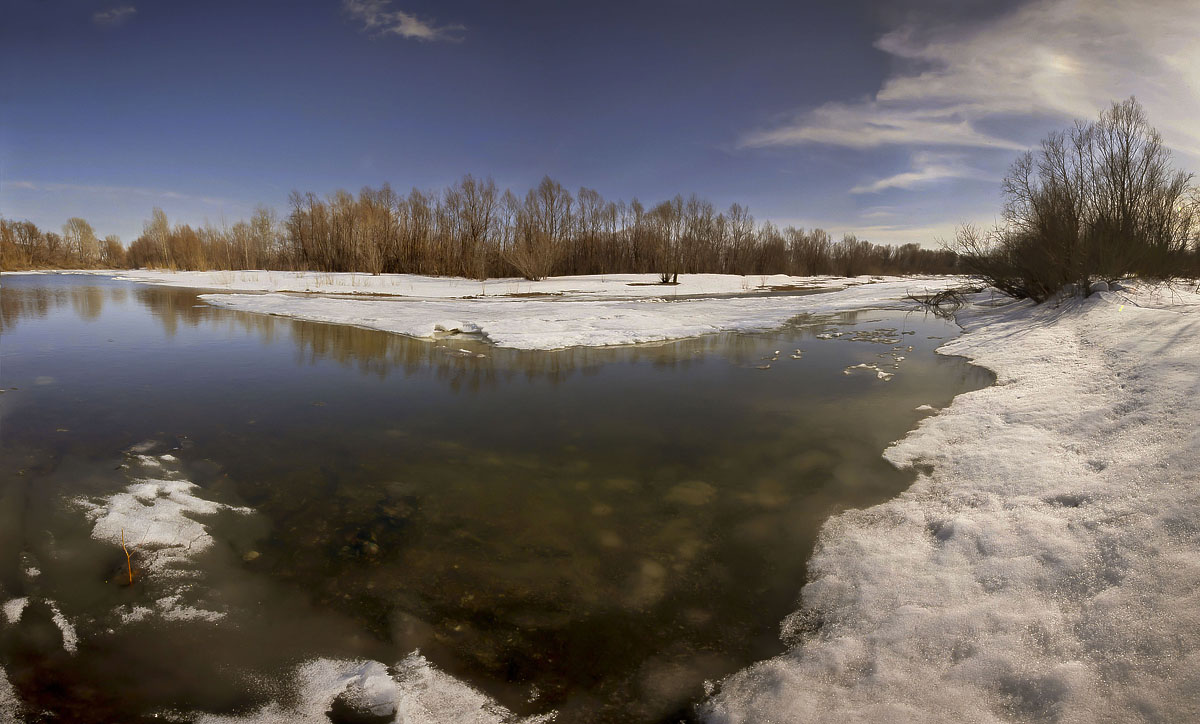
[101,235,125,267]
[955,97,1198,300]
[63,217,100,266]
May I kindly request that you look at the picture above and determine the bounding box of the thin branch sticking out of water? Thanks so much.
[906,285,982,319]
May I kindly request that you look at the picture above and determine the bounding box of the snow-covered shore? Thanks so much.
[107,269,874,299]
[172,273,956,350]
[703,283,1200,722]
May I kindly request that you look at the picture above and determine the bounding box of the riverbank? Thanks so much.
[703,282,1200,722]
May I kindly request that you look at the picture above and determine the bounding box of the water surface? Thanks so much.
[0,274,992,722]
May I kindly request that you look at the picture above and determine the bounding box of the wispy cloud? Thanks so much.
[850,152,995,194]
[742,0,1200,157]
[745,105,1024,151]
[93,5,137,27]
[8,180,234,207]
[771,215,964,248]
[343,0,464,42]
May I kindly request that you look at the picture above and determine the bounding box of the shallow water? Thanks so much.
[0,274,992,723]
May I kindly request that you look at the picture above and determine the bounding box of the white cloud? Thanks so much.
[7,180,233,207]
[745,104,1024,151]
[343,0,464,42]
[93,5,136,27]
[850,151,996,194]
[743,0,1200,158]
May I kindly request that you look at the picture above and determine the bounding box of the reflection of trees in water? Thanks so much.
[70,286,104,320]
[288,320,729,391]
[1,283,133,331]
[1,286,68,332]
[133,286,209,338]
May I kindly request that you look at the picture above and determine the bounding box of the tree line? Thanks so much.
[3,179,960,278]
[1,217,126,270]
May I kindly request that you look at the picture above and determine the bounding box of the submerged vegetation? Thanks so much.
[953,98,1200,301]
[3,180,959,278]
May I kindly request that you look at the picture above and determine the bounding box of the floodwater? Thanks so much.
[0,273,993,723]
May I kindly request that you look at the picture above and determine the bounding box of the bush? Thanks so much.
[952,98,1199,301]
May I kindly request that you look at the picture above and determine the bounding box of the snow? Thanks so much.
[76,452,250,627]
[843,363,894,381]
[702,283,1200,723]
[0,666,18,723]
[194,653,553,724]
[77,456,252,577]
[2,598,27,625]
[77,477,243,566]
[195,276,961,350]
[46,601,78,654]
[109,269,884,299]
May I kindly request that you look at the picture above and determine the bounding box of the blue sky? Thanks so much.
[3,0,1198,246]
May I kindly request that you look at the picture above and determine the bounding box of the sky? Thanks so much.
[3,0,1199,247]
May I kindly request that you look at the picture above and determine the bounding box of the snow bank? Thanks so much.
[110,269,896,299]
[194,653,552,724]
[197,277,959,350]
[703,284,1200,722]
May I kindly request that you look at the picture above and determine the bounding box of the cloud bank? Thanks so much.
[744,0,1200,158]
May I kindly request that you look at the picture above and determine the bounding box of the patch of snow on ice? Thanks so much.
[46,600,78,653]
[193,653,554,724]
[118,605,155,624]
[77,478,250,573]
[0,666,19,722]
[82,450,254,628]
[2,597,28,624]
[154,595,225,623]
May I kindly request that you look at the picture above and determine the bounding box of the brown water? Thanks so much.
[0,274,992,723]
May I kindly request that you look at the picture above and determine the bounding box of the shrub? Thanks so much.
[952,98,1199,301]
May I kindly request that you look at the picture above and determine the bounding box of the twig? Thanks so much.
[121,528,134,585]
